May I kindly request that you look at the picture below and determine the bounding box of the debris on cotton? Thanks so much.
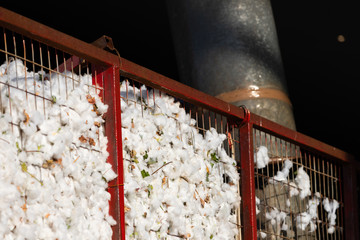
[323,197,339,234]
[0,60,116,239]
[121,81,240,239]
[254,146,270,169]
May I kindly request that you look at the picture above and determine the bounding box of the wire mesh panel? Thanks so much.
[253,127,343,239]
[118,78,243,239]
[0,27,121,239]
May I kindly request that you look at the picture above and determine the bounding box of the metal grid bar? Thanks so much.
[253,127,345,239]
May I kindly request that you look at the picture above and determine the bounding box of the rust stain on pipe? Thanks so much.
[216,87,292,106]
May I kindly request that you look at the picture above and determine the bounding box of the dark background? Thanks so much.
[2,1,359,160]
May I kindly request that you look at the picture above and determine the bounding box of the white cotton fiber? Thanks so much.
[255,146,270,169]
[295,167,311,199]
[0,59,115,240]
[269,159,293,183]
[323,197,339,234]
[296,193,321,232]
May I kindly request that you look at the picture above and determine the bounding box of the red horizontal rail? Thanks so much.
[119,57,357,165]
[0,7,356,164]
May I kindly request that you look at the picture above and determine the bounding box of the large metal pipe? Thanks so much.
[166,0,296,130]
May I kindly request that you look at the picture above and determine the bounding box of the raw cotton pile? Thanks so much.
[0,59,116,239]
[120,82,240,239]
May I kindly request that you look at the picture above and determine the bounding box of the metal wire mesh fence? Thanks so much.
[1,6,358,240]
[253,127,344,239]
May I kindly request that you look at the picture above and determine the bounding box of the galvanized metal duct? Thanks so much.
[166,0,296,130]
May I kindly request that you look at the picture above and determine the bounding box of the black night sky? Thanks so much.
[2,1,359,160]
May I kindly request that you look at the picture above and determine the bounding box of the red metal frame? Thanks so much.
[92,65,124,240]
[239,122,257,239]
[1,7,358,239]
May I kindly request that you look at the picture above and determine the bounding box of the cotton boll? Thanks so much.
[20,121,37,136]
[40,118,61,137]
[6,59,27,78]
[259,231,267,239]
[255,197,261,215]
[323,197,339,234]
[255,146,270,169]
[0,114,11,133]
[269,159,293,183]
[29,110,44,126]
[102,168,117,182]
[295,167,311,199]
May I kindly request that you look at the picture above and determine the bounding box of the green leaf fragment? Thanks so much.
[141,169,150,178]
[210,152,219,163]
[21,162,27,172]
[143,151,148,160]
[16,142,22,153]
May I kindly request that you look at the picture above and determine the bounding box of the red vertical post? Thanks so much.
[343,163,359,240]
[239,122,257,239]
[93,65,125,240]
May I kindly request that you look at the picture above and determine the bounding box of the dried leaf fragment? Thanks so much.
[89,138,96,146]
[94,121,101,127]
[21,203,27,212]
[56,158,63,166]
[79,135,88,143]
[162,176,168,187]
[204,194,210,203]
[23,110,30,125]
[130,150,137,158]
[124,206,131,213]
[200,198,205,208]
[42,160,54,169]
[86,94,96,104]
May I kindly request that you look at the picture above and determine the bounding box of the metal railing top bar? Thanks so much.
[1,6,356,166]
[0,7,119,67]
[251,114,357,165]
